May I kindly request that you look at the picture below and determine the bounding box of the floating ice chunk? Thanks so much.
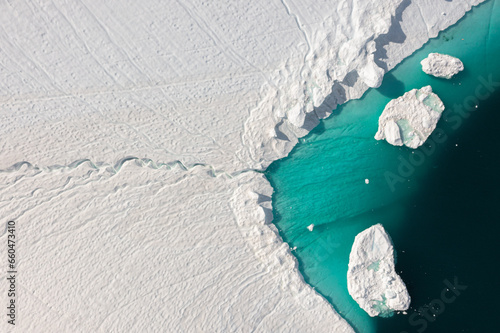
[421,53,464,79]
[347,224,410,317]
[374,86,445,149]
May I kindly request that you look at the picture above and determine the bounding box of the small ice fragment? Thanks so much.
[421,53,464,79]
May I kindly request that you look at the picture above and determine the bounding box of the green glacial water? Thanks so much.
[265,1,500,332]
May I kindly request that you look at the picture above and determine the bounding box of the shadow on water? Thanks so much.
[308,119,326,136]
[377,73,406,98]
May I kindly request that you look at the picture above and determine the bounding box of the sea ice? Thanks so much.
[421,53,464,79]
[347,224,410,317]
[375,86,445,148]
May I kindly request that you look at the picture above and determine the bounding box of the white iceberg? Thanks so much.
[421,53,464,79]
[347,224,410,317]
[375,86,445,148]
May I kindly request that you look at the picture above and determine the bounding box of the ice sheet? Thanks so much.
[0,0,484,331]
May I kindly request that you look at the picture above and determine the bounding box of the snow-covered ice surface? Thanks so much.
[347,224,410,317]
[374,86,445,148]
[0,163,351,332]
[421,53,465,79]
[0,0,484,331]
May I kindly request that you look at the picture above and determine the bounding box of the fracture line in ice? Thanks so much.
[0,157,261,179]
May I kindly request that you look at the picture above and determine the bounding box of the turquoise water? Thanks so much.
[265,1,500,332]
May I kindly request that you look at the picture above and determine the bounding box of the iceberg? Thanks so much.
[375,86,445,148]
[421,53,464,79]
[347,224,410,317]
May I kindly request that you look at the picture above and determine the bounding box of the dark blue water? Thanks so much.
[265,1,500,332]
[377,89,500,333]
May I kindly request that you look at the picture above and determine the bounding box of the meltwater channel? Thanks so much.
[265,1,500,332]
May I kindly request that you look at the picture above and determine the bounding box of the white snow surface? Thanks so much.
[421,52,465,79]
[0,0,484,332]
[347,224,410,317]
[375,85,445,148]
